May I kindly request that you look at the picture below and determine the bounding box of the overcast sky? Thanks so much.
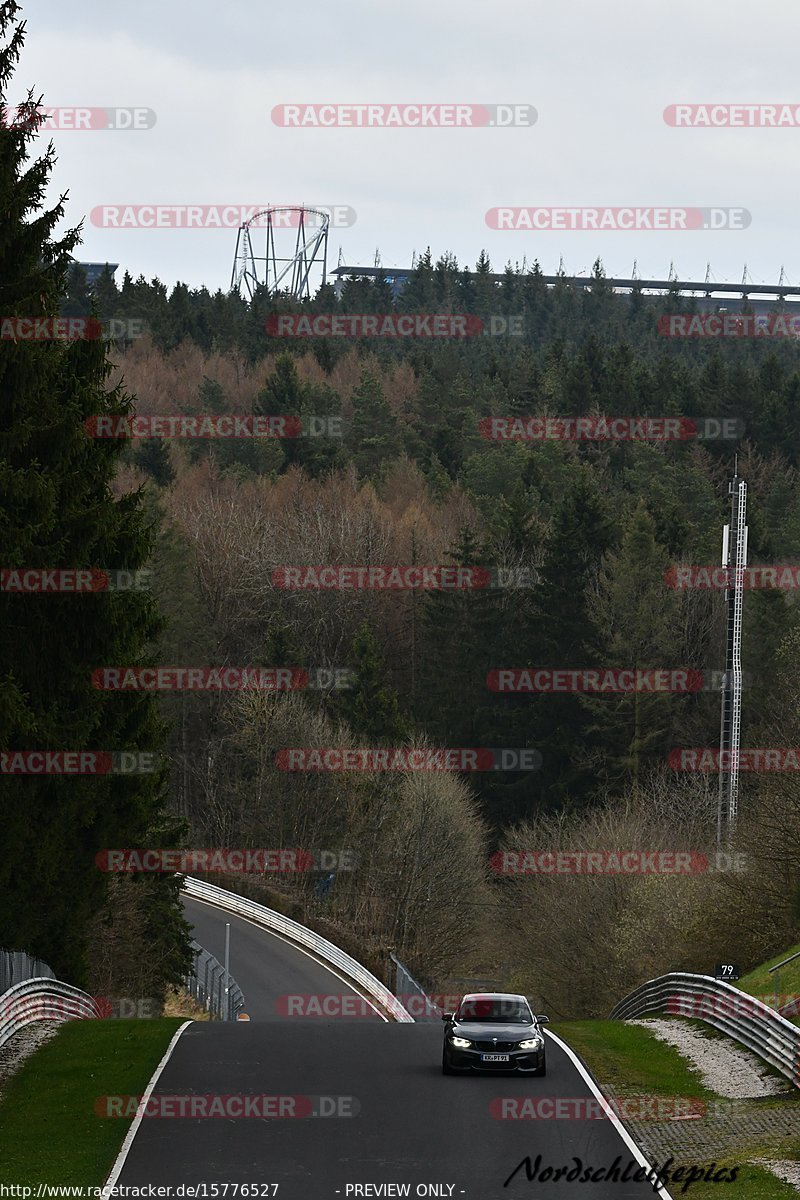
[14,0,800,293]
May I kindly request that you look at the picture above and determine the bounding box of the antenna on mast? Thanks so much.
[718,468,748,848]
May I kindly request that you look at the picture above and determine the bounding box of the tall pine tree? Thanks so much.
[0,2,190,985]
[521,476,614,813]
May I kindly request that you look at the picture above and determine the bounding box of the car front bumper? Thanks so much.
[444,1043,545,1072]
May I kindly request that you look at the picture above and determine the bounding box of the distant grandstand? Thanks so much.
[331,264,800,313]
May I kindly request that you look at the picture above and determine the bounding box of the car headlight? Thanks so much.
[517,1038,543,1050]
[451,1036,472,1048]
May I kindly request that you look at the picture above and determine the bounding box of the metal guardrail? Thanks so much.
[182,877,414,1022]
[390,952,441,1021]
[769,951,800,1012]
[0,948,55,995]
[0,977,102,1049]
[609,972,800,1088]
[185,938,245,1020]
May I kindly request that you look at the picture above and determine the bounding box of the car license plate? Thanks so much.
[481,1053,510,1063]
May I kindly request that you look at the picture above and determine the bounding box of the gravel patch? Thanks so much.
[0,1021,60,1101]
[628,1018,787,1098]
[752,1159,800,1193]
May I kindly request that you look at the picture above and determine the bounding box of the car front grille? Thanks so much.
[475,1040,517,1052]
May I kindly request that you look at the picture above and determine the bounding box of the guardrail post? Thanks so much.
[224,922,231,1022]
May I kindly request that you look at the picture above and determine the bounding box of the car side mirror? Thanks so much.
[442,1012,454,1022]
[536,1014,550,1024]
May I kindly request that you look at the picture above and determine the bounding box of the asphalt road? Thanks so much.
[183,895,383,1021]
[112,893,673,1199]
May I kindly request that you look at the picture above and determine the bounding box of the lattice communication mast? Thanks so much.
[717,471,748,847]
[230,206,329,301]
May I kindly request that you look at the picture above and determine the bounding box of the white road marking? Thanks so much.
[544,1028,675,1199]
[102,1019,193,1196]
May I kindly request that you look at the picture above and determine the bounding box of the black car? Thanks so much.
[441,992,548,1075]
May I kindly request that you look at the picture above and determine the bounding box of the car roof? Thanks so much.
[460,992,530,1003]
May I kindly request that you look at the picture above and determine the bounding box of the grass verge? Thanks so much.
[550,1020,800,1199]
[677,1160,800,1199]
[739,944,800,1009]
[0,1018,185,1185]
[548,1019,714,1098]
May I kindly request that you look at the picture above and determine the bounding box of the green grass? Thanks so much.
[739,943,800,1009]
[0,1018,185,1185]
[549,1019,715,1098]
[550,1022,800,1199]
[681,1160,800,1199]
[686,1133,800,1200]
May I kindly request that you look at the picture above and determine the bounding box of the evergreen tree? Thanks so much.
[348,370,399,477]
[478,486,547,831]
[90,263,119,315]
[165,281,197,349]
[589,500,686,786]
[254,352,305,456]
[255,354,343,477]
[473,249,496,314]
[399,247,436,311]
[519,476,614,814]
[332,622,407,742]
[0,2,190,984]
[132,438,176,487]
[415,527,501,748]
[62,261,90,317]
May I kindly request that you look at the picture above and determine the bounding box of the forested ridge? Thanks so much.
[54,254,800,1013]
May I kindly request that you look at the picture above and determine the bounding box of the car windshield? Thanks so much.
[456,999,532,1023]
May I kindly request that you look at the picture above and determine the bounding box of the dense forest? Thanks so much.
[50,253,800,1013]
